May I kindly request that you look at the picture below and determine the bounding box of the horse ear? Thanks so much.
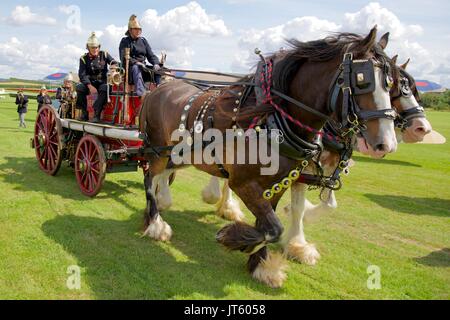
[391,54,398,65]
[400,58,410,70]
[358,25,378,54]
[378,32,390,50]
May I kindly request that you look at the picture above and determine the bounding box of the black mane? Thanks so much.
[399,67,419,100]
[271,32,398,95]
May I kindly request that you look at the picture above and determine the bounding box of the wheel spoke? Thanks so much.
[84,143,89,162]
[79,144,87,161]
[89,142,96,162]
[91,167,100,174]
[37,122,44,133]
[80,167,87,183]
[49,130,58,139]
[92,172,99,186]
[87,173,93,192]
[47,146,54,166]
[39,114,48,135]
[43,153,48,170]
[41,147,47,162]
[48,144,57,164]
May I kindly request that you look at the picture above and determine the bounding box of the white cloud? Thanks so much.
[0,1,448,88]
[0,1,230,78]
[232,16,340,72]
[0,37,84,79]
[98,1,230,68]
[232,2,449,87]
[5,6,57,26]
[339,2,445,86]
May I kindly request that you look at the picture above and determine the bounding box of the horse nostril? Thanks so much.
[375,144,387,152]
[414,126,431,136]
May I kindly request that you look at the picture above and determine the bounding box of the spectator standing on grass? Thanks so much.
[37,85,52,112]
[16,89,28,128]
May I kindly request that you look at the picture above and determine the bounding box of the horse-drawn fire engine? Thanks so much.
[32,48,159,197]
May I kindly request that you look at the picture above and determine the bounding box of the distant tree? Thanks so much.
[420,91,450,110]
[420,92,440,109]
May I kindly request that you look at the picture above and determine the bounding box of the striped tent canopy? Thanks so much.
[415,80,444,92]
[44,73,68,81]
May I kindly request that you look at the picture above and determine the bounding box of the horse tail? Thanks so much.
[216,222,267,254]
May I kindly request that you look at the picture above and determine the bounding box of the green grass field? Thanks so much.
[0,96,448,299]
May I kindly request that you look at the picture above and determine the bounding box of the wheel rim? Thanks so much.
[75,135,106,197]
[34,105,62,176]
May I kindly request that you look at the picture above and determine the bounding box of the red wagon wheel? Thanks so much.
[34,105,63,176]
[75,135,106,197]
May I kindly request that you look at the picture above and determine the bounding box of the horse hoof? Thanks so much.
[287,242,320,266]
[144,216,172,242]
[216,198,244,222]
[252,251,287,288]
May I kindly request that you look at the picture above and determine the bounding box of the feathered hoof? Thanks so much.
[287,242,320,266]
[202,187,221,205]
[252,252,288,288]
[216,198,244,222]
[143,215,172,242]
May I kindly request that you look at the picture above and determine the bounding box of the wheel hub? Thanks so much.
[38,131,46,147]
[79,159,90,173]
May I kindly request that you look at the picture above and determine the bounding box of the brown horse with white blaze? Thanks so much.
[139,26,397,287]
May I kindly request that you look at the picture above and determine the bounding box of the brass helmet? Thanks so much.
[65,73,74,82]
[86,32,101,49]
[128,14,142,31]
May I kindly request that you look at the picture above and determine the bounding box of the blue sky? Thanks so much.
[0,1,449,86]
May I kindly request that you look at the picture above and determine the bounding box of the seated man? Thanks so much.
[76,32,117,122]
[119,14,162,98]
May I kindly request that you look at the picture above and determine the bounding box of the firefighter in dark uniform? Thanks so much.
[119,14,162,98]
[37,85,52,112]
[76,32,118,122]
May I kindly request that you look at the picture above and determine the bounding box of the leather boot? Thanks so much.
[77,109,89,121]
[92,111,101,123]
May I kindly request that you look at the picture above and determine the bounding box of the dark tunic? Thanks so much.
[78,51,117,86]
[37,93,52,112]
[119,36,160,67]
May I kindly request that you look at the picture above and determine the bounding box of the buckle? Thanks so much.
[342,86,352,95]
[344,52,353,61]
[384,109,397,120]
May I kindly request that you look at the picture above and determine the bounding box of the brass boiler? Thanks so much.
[107,67,125,102]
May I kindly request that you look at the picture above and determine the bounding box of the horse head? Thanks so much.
[392,59,432,143]
[345,27,398,158]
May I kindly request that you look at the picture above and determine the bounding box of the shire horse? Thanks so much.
[139,26,398,287]
[198,50,432,266]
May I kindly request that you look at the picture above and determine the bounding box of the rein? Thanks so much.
[143,53,398,198]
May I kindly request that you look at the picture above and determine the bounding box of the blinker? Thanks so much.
[351,60,376,95]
